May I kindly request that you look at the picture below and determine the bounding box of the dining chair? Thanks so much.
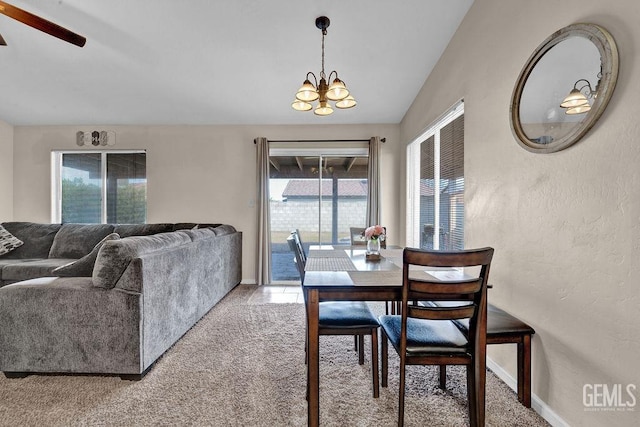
[349,227,367,246]
[288,230,307,280]
[379,247,494,427]
[287,230,380,397]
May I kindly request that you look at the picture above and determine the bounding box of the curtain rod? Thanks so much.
[256,138,386,144]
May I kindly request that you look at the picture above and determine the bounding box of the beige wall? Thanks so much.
[401,1,639,425]
[0,120,13,220]
[12,124,401,284]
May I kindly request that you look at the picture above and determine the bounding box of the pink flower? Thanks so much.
[364,225,385,240]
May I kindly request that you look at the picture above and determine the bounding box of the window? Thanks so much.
[52,151,147,224]
[407,101,464,250]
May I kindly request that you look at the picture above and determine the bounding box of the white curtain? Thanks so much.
[255,137,271,286]
[366,136,381,226]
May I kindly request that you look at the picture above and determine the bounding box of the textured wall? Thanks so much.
[400,1,640,425]
[0,120,13,220]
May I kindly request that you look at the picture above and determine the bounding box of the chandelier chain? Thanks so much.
[320,28,326,79]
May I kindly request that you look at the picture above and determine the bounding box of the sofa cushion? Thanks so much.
[113,223,174,238]
[172,223,199,231]
[49,224,116,259]
[182,227,216,241]
[92,231,192,289]
[53,233,120,277]
[172,223,222,231]
[0,225,24,256]
[213,224,237,236]
[0,259,37,283]
[0,222,62,259]
[1,258,77,283]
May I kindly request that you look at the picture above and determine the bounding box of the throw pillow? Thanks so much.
[53,233,120,277]
[0,225,24,256]
[49,223,115,259]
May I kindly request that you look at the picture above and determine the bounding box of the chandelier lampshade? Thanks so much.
[565,104,592,115]
[292,99,313,111]
[296,79,320,102]
[336,95,357,109]
[326,78,349,101]
[291,16,356,116]
[314,100,334,116]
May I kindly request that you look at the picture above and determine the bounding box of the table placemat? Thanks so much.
[305,257,357,272]
[380,249,403,267]
[348,270,402,286]
[308,249,349,258]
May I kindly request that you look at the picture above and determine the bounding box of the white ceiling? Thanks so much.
[0,0,473,126]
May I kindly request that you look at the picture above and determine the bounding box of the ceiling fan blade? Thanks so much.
[0,32,6,46]
[0,1,85,47]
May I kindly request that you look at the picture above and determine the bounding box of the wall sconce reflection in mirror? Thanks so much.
[75,130,116,146]
[560,74,600,115]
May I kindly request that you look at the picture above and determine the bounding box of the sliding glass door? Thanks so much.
[269,149,368,282]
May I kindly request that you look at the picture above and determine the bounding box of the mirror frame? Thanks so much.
[510,23,619,153]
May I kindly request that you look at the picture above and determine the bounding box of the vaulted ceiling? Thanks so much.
[0,0,473,126]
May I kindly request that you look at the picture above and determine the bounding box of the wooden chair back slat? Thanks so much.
[407,304,477,321]
[403,248,493,268]
[408,278,482,295]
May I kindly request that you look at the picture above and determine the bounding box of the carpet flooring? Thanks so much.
[0,284,549,426]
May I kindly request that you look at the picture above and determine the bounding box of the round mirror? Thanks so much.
[510,23,618,153]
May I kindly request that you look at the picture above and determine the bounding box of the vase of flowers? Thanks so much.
[366,238,381,255]
[364,225,385,257]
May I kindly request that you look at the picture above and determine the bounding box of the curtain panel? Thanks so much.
[366,136,381,227]
[255,137,271,286]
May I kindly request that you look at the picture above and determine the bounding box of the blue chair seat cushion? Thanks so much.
[319,301,379,328]
[379,315,468,354]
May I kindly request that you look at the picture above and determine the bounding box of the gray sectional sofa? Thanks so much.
[0,221,242,379]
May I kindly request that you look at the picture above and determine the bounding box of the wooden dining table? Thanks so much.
[302,246,404,427]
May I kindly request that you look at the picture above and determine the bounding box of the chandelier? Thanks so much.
[291,16,356,116]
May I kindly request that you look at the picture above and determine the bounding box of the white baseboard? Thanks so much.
[487,357,569,427]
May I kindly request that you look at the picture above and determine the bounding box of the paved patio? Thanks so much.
[271,242,304,282]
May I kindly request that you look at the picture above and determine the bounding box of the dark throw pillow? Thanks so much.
[53,233,120,277]
[0,225,24,256]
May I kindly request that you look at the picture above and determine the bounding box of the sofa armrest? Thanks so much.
[0,277,143,374]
